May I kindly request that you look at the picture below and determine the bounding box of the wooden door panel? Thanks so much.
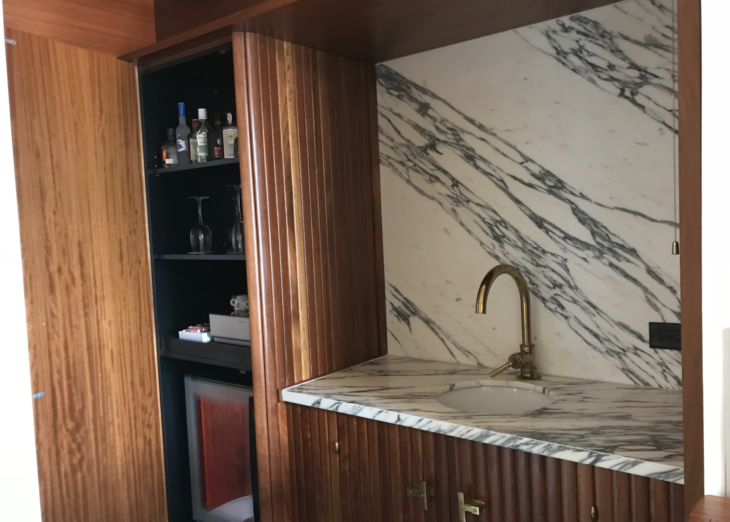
[290,407,684,522]
[6,29,166,522]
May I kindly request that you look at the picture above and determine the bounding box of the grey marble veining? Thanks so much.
[284,355,684,483]
[378,0,681,389]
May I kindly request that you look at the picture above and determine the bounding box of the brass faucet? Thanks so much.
[475,264,539,380]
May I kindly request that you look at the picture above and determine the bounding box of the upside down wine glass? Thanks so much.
[228,184,244,253]
[189,196,213,253]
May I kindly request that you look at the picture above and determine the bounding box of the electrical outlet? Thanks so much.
[649,323,681,351]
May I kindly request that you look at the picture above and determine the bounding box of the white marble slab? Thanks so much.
[284,355,684,483]
[378,0,681,389]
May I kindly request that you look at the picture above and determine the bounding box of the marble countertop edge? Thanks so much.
[283,380,684,485]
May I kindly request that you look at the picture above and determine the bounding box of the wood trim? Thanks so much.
[119,0,295,62]
[678,0,703,516]
[7,29,166,521]
[136,28,233,71]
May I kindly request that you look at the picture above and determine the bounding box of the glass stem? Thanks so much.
[197,198,204,225]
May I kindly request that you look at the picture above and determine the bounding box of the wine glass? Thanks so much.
[228,185,244,253]
[189,196,212,253]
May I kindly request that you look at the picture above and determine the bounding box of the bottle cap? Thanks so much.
[227,112,233,123]
[178,102,186,117]
[198,108,207,120]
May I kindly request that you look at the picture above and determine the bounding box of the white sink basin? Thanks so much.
[436,381,554,415]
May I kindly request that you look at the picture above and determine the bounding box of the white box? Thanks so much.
[209,314,251,342]
[178,330,211,343]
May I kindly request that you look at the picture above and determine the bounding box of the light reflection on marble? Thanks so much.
[378,0,681,389]
[284,355,684,483]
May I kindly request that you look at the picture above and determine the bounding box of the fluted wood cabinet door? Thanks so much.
[290,405,684,522]
[6,29,166,522]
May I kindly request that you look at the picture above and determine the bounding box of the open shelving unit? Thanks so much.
[138,44,255,522]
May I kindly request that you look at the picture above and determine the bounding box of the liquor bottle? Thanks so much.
[175,102,191,164]
[211,114,223,160]
[189,119,199,163]
[161,128,177,168]
[222,112,238,159]
[195,108,212,163]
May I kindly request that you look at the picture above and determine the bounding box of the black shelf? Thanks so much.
[160,337,252,371]
[154,253,246,261]
[147,157,240,176]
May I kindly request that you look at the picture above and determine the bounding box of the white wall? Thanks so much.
[701,0,730,499]
[0,6,42,519]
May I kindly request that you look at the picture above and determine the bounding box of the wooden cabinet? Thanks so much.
[290,405,684,522]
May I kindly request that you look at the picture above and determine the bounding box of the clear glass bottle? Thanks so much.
[161,128,177,168]
[195,108,212,163]
[189,119,199,163]
[175,102,191,164]
[212,114,223,160]
[222,112,238,159]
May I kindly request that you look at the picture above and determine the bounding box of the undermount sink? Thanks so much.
[436,381,554,415]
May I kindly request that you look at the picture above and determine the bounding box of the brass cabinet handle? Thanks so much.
[591,505,598,521]
[458,492,485,522]
[406,481,434,511]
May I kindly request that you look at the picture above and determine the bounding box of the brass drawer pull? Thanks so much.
[406,481,434,511]
[458,492,485,522]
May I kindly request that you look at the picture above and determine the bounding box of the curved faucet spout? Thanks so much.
[475,264,538,379]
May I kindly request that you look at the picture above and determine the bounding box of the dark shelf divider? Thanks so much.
[147,157,240,175]
[154,253,246,261]
[160,337,252,372]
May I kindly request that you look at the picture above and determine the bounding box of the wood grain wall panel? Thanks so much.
[6,29,166,522]
[502,448,520,522]
[678,0,703,514]
[4,0,155,56]
[669,483,685,522]
[515,450,532,522]
[487,444,505,522]
[433,433,451,522]
[233,31,384,522]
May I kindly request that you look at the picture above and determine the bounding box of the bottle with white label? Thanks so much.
[195,108,211,163]
[189,119,199,163]
[175,102,191,164]
[222,112,238,159]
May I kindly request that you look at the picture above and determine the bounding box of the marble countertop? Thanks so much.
[283,355,684,483]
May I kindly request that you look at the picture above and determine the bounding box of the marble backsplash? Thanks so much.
[377,0,681,389]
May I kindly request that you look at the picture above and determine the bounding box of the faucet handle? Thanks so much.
[489,353,523,378]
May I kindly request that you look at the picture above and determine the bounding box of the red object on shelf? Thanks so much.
[197,396,252,510]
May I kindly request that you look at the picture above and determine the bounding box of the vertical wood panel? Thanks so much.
[487,444,504,522]
[515,450,532,522]
[232,31,384,522]
[678,0,703,513]
[434,434,451,522]
[612,470,631,522]
[501,448,519,522]
[594,467,615,522]
[561,461,579,522]
[379,421,394,522]
[473,442,489,522]
[389,423,405,522]
[669,483,685,522]
[650,479,670,522]
[422,431,438,522]
[545,457,563,522]
[447,437,461,522]
[577,464,595,522]
[631,475,651,522]
[411,429,426,522]
[7,29,166,522]
[530,454,547,522]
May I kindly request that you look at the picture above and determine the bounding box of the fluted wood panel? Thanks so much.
[232,32,385,522]
[7,29,166,522]
[290,405,684,522]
